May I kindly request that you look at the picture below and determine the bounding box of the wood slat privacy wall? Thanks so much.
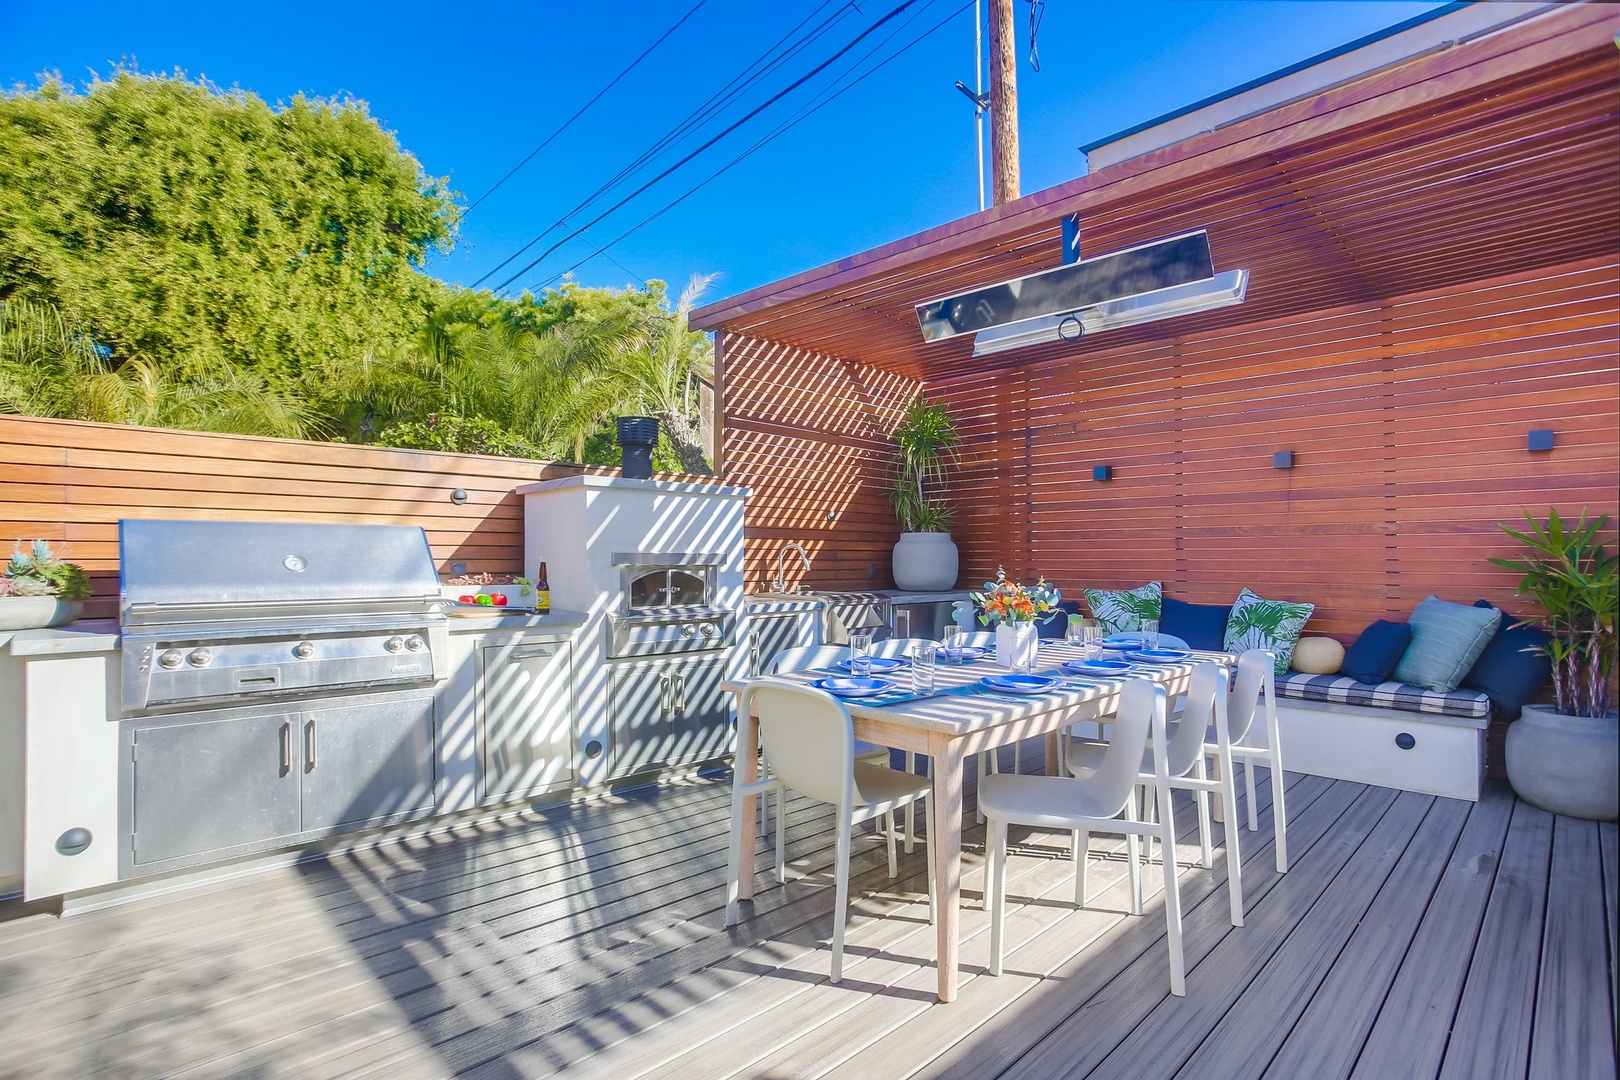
[0,416,592,620]
[720,335,920,591]
[711,9,1620,638]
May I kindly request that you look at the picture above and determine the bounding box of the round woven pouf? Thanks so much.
[1291,636,1345,675]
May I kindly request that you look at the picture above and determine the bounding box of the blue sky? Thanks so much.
[1,0,1444,302]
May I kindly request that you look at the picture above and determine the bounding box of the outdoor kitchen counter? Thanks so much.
[442,606,588,633]
[0,619,121,655]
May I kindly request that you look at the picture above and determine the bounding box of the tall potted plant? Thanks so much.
[889,394,961,591]
[1489,509,1618,821]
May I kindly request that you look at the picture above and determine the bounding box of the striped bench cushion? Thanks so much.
[1274,671,1491,720]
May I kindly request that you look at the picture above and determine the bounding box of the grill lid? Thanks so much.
[120,519,443,626]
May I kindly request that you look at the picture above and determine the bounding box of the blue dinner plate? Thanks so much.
[1063,659,1134,676]
[1125,648,1191,662]
[1099,634,1146,650]
[832,656,906,674]
[939,645,988,662]
[810,676,895,698]
[980,673,1061,695]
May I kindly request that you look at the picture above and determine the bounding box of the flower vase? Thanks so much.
[995,622,1039,671]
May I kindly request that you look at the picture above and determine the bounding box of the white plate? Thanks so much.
[810,677,895,698]
[980,673,1061,695]
[1125,648,1191,662]
[938,645,988,662]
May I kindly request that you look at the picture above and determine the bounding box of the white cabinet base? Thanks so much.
[1274,698,1486,802]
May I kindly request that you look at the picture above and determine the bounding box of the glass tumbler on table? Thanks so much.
[911,643,937,694]
[1142,619,1160,651]
[848,627,875,677]
[1065,614,1085,646]
[939,625,963,664]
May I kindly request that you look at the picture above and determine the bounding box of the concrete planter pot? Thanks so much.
[0,595,84,631]
[892,532,959,591]
[1505,704,1620,821]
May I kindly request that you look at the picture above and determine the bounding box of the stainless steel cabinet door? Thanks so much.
[480,640,575,801]
[668,657,731,766]
[129,713,300,866]
[750,611,806,675]
[608,663,677,778]
[299,696,436,832]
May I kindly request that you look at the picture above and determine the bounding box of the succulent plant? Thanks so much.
[4,540,92,600]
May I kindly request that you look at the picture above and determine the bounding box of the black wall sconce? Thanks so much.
[1273,451,1295,469]
[1527,429,1555,452]
[1092,465,1112,481]
[449,488,469,505]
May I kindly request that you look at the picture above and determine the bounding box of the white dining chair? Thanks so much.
[764,645,895,842]
[1067,661,1244,927]
[871,636,936,659]
[870,636,939,847]
[725,678,937,983]
[1221,649,1289,873]
[979,679,1187,996]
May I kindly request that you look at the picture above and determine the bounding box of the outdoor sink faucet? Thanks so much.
[773,542,812,593]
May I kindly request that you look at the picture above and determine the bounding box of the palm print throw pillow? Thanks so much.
[1082,581,1162,635]
[1224,588,1315,674]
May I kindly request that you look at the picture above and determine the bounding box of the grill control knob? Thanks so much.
[680,624,696,637]
[292,641,316,660]
[384,636,406,653]
[700,623,717,637]
[405,635,425,651]
[159,649,184,669]
[187,648,212,667]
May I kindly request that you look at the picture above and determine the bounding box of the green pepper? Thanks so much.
[475,594,495,606]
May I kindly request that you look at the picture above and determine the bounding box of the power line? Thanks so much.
[490,0,926,294]
[461,0,710,217]
[469,1,854,291]
[534,0,973,292]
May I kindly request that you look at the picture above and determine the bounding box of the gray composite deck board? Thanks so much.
[0,760,1614,1080]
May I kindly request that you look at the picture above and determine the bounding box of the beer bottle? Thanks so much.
[535,561,551,611]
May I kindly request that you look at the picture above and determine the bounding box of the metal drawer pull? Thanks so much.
[306,720,317,768]
[508,649,554,661]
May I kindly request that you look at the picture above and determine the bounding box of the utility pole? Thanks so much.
[974,0,986,211]
[989,0,1019,205]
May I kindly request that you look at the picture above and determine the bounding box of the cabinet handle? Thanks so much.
[508,648,553,661]
[749,631,760,677]
[657,673,670,717]
[305,719,317,769]
[280,722,292,775]
[673,673,686,712]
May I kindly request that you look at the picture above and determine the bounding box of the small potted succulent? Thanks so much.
[0,540,92,631]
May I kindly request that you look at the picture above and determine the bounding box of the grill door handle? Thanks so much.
[508,648,553,661]
[280,722,292,775]
[305,720,317,769]
[659,674,672,717]
[673,673,686,712]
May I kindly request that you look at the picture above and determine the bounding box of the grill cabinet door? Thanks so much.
[129,712,301,866]
[608,663,677,778]
[669,657,732,766]
[480,640,575,801]
[749,610,813,676]
[299,696,436,832]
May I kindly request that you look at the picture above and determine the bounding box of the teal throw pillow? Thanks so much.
[1082,581,1162,635]
[1392,596,1502,693]
[1224,588,1315,675]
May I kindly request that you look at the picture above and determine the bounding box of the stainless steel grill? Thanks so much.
[119,519,449,714]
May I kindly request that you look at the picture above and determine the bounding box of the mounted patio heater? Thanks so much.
[914,229,1249,357]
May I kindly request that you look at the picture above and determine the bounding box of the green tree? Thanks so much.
[0,70,456,391]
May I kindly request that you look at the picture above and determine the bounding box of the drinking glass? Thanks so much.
[1142,619,1160,651]
[911,643,937,694]
[849,628,875,677]
[1081,620,1102,656]
[939,625,964,664]
[1065,614,1085,646]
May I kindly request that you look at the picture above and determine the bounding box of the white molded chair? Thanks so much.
[1222,649,1289,873]
[979,679,1187,995]
[764,645,893,839]
[1068,662,1244,927]
[871,636,937,659]
[958,630,997,648]
[725,679,936,982]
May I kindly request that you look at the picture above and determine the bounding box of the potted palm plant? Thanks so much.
[1489,509,1618,821]
[889,394,961,591]
[0,540,92,630]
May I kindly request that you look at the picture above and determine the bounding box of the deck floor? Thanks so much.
[1,746,1615,1080]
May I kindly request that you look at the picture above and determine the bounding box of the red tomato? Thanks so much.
[459,594,476,603]
[491,593,508,606]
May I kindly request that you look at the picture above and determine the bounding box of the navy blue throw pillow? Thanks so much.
[1462,600,1552,721]
[1342,620,1413,684]
[1159,595,1232,651]
[1037,598,1082,639]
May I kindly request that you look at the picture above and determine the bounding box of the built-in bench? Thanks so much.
[1269,672,1490,801]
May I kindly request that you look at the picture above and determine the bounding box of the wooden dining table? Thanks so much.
[724,641,1222,1003]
